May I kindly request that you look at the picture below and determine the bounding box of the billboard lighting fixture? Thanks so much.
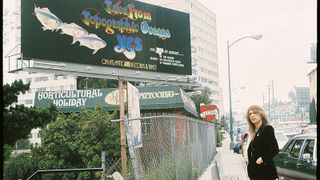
[33,61,64,68]
[59,63,66,67]
[86,66,92,71]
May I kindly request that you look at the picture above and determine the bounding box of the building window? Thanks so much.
[32,133,38,139]
[35,76,49,82]
[25,78,32,83]
[37,88,46,92]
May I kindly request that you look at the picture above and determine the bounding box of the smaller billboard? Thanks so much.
[34,86,198,116]
[199,104,218,122]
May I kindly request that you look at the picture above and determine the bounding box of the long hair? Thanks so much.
[246,105,269,138]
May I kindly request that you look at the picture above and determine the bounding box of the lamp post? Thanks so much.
[227,35,262,149]
[232,86,245,92]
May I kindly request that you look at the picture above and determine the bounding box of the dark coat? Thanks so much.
[247,124,279,180]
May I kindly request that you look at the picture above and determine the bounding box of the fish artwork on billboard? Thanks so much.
[34,5,62,31]
[73,33,107,55]
[59,23,89,44]
[34,5,107,55]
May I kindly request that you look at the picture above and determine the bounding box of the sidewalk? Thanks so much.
[199,133,249,180]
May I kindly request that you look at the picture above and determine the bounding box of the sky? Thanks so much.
[2,0,317,114]
[196,0,317,113]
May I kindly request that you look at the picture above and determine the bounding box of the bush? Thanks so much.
[192,167,201,180]
[4,153,38,180]
[217,131,224,147]
[3,144,13,162]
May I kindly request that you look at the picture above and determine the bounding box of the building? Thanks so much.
[307,68,317,109]
[139,0,221,109]
[293,86,310,113]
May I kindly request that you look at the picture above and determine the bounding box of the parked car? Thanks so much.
[274,131,289,150]
[274,133,317,180]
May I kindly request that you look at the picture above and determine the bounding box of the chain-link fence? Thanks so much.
[121,114,217,180]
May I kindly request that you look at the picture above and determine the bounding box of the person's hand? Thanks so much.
[256,157,264,164]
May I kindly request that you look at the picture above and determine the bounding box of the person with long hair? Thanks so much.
[246,105,279,180]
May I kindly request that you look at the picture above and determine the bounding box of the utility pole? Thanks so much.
[271,81,275,122]
[118,78,127,179]
[268,82,271,120]
[271,81,275,105]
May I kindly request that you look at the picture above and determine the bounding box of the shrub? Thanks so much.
[4,153,38,180]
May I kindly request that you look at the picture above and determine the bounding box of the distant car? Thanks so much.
[274,133,317,180]
[301,124,317,134]
[281,128,301,138]
[274,132,289,150]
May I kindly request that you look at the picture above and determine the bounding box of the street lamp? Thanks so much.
[227,35,262,149]
[232,86,245,92]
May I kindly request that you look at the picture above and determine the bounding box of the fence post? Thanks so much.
[101,151,106,180]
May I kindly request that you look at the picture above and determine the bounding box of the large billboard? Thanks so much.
[21,0,191,75]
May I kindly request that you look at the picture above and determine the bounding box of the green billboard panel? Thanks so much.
[21,0,191,75]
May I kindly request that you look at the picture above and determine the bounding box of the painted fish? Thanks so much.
[60,23,88,44]
[34,5,62,31]
[73,33,107,55]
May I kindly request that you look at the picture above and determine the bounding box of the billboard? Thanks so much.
[21,0,191,75]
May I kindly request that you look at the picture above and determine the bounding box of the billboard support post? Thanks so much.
[118,78,127,179]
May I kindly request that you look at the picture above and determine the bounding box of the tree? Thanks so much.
[77,76,118,89]
[4,153,38,180]
[219,115,227,130]
[309,98,316,124]
[34,105,121,178]
[3,80,58,146]
[190,88,212,114]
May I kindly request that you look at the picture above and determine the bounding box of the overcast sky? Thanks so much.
[3,0,317,114]
[197,0,317,113]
